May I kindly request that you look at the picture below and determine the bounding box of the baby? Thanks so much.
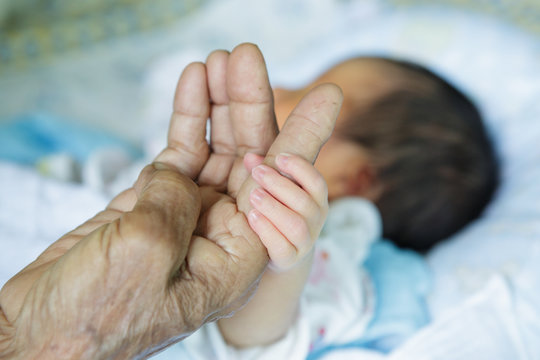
[273,57,499,252]
[180,57,499,358]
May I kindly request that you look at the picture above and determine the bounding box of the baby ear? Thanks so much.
[347,166,380,200]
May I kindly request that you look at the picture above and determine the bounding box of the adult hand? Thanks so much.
[0,43,342,359]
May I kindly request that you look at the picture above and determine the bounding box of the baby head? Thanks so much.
[274,57,499,252]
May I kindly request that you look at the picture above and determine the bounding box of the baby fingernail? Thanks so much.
[252,165,267,181]
[250,188,265,205]
[248,209,260,222]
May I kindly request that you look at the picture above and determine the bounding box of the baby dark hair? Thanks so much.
[337,58,499,252]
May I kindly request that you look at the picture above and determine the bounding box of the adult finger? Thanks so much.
[226,43,279,197]
[155,62,210,179]
[198,50,236,189]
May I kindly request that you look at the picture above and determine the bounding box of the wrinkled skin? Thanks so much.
[0,44,342,359]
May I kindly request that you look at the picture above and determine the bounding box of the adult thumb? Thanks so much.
[237,83,343,214]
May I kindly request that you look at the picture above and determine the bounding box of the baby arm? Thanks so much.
[218,152,328,348]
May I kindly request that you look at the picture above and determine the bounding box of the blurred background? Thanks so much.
[1,0,539,147]
[1,1,540,357]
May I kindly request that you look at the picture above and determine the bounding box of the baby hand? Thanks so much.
[244,152,329,272]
